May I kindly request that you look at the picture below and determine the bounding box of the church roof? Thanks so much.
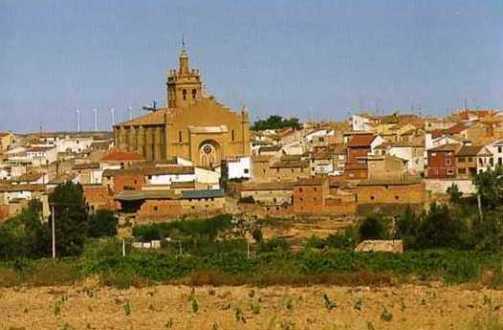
[117,108,173,126]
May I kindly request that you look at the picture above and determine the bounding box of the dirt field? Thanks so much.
[1,282,502,330]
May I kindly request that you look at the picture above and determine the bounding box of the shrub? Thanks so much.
[415,203,467,249]
[257,237,290,254]
[88,210,118,238]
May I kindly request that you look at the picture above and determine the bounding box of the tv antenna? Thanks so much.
[142,100,158,112]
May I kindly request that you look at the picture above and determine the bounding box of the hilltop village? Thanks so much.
[1,48,503,226]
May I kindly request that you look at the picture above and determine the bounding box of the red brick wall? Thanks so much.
[427,150,456,178]
[353,182,425,204]
[83,185,115,210]
[0,205,10,222]
[114,174,145,193]
[293,184,325,213]
[137,200,184,220]
[347,146,370,165]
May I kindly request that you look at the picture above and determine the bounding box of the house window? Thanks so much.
[499,157,502,166]
[231,130,235,141]
[370,196,375,200]
[192,89,197,99]
[395,196,399,200]
[498,146,502,153]
[299,188,303,193]
[458,168,467,174]
[313,187,317,192]
[179,131,182,143]
[458,157,465,163]
[153,206,158,211]
[182,89,187,100]
[447,169,455,175]
[468,157,473,162]
[244,169,249,174]
[445,159,451,166]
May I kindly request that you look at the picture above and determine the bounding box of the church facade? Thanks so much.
[113,48,250,168]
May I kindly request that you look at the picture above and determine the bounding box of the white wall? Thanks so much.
[148,173,196,185]
[486,140,503,169]
[424,179,475,195]
[56,136,93,153]
[227,157,251,180]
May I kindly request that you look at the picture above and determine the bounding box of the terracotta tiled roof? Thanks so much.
[116,108,173,126]
[103,165,194,178]
[295,177,327,186]
[72,162,100,170]
[0,184,46,192]
[101,149,144,162]
[447,123,469,135]
[270,159,309,169]
[357,177,421,186]
[428,143,460,152]
[251,155,272,163]
[258,145,282,153]
[347,134,375,147]
[456,145,490,157]
[240,181,295,191]
[26,146,55,152]
[12,171,43,182]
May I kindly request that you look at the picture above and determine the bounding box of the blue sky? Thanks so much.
[1,0,502,132]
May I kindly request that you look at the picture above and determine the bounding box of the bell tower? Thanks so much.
[166,42,202,108]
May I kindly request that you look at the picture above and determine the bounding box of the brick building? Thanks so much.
[353,178,425,205]
[426,143,460,178]
[292,177,356,215]
[455,145,493,178]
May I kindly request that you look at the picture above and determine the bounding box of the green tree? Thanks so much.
[49,182,88,257]
[395,206,420,248]
[358,216,387,241]
[88,209,118,238]
[416,203,467,249]
[0,199,49,259]
[251,115,301,131]
[447,183,462,204]
[473,166,503,210]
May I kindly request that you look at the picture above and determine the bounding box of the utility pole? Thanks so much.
[51,204,56,259]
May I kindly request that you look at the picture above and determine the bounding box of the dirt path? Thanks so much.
[1,283,502,329]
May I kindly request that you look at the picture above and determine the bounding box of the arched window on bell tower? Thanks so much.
[182,89,187,100]
[192,89,197,99]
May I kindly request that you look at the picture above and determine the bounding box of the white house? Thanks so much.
[485,139,503,169]
[222,156,251,180]
[146,166,196,185]
[303,129,335,146]
[350,114,375,132]
[55,135,94,153]
[26,146,58,166]
[376,143,426,176]
[194,167,221,189]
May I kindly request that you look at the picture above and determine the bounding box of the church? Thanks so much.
[113,47,251,168]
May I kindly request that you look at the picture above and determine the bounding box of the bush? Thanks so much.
[88,209,118,238]
[257,237,290,254]
[415,203,467,249]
